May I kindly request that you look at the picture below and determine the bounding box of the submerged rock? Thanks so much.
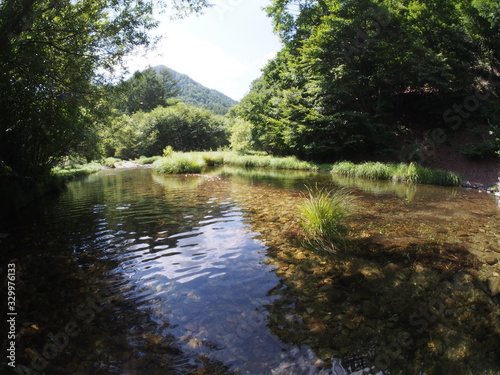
[484,256,498,265]
[487,274,500,297]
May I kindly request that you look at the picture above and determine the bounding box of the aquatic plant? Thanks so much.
[153,153,205,174]
[299,186,354,254]
[331,161,462,186]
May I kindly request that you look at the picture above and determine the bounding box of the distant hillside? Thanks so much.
[153,65,238,115]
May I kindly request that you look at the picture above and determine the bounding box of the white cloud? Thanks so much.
[125,33,249,100]
[122,0,282,101]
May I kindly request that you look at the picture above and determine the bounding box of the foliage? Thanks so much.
[299,186,354,254]
[137,156,161,164]
[163,146,174,158]
[152,151,318,174]
[100,103,230,159]
[220,153,318,170]
[331,161,463,186]
[52,162,102,179]
[197,151,318,170]
[0,0,209,201]
[229,118,255,151]
[234,0,500,161]
[113,67,180,114]
[102,157,122,168]
[154,65,238,115]
[153,153,205,174]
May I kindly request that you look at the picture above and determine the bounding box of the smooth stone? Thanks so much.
[484,256,498,265]
[487,276,500,297]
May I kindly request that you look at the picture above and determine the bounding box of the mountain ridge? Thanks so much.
[153,65,238,115]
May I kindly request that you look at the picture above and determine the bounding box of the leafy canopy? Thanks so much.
[0,0,210,181]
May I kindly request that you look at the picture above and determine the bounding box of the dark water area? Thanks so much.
[1,167,499,375]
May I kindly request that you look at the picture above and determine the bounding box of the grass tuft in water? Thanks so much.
[331,161,462,186]
[204,152,318,170]
[153,153,205,174]
[299,186,354,254]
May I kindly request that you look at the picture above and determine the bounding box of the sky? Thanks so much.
[125,0,283,101]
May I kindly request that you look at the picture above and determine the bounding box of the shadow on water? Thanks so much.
[1,167,499,375]
[229,169,500,374]
[0,170,241,374]
[262,235,500,374]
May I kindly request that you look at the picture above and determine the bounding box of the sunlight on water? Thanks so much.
[1,167,499,375]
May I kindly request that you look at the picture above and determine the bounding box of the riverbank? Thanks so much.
[0,162,104,221]
[426,145,500,191]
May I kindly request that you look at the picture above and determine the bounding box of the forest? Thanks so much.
[1,0,500,212]
[234,0,500,161]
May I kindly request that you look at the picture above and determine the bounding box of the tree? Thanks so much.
[101,103,230,158]
[114,67,180,114]
[0,0,209,183]
[236,0,500,161]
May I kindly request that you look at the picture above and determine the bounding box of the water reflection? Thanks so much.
[1,167,499,375]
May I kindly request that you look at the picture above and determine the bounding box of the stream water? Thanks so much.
[1,167,499,375]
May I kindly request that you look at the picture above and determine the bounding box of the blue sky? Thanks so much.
[125,0,282,101]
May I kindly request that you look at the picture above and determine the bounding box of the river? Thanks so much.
[1,167,499,374]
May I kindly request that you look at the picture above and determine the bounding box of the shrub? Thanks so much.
[163,146,174,158]
[299,186,354,254]
[102,157,121,168]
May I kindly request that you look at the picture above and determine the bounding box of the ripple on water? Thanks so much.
[7,169,499,374]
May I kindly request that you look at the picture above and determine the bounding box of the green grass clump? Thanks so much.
[299,186,354,254]
[153,153,205,174]
[221,153,318,170]
[137,155,161,164]
[102,157,121,168]
[52,162,102,179]
[201,151,226,166]
[331,161,462,186]
[152,151,318,173]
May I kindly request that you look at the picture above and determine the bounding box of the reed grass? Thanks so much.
[331,161,462,186]
[153,151,318,174]
[299,186,354,254]
[152,153,205,174]
[205,152,318,170]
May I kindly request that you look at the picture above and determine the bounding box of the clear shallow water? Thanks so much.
[1,167,499,375]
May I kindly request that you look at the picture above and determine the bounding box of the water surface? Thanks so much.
[1,167,499,375]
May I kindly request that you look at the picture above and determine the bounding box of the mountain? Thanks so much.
[153,65,238,115]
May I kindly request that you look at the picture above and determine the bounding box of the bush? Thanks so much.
[299,186,354,254]
[163,146,174,158]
